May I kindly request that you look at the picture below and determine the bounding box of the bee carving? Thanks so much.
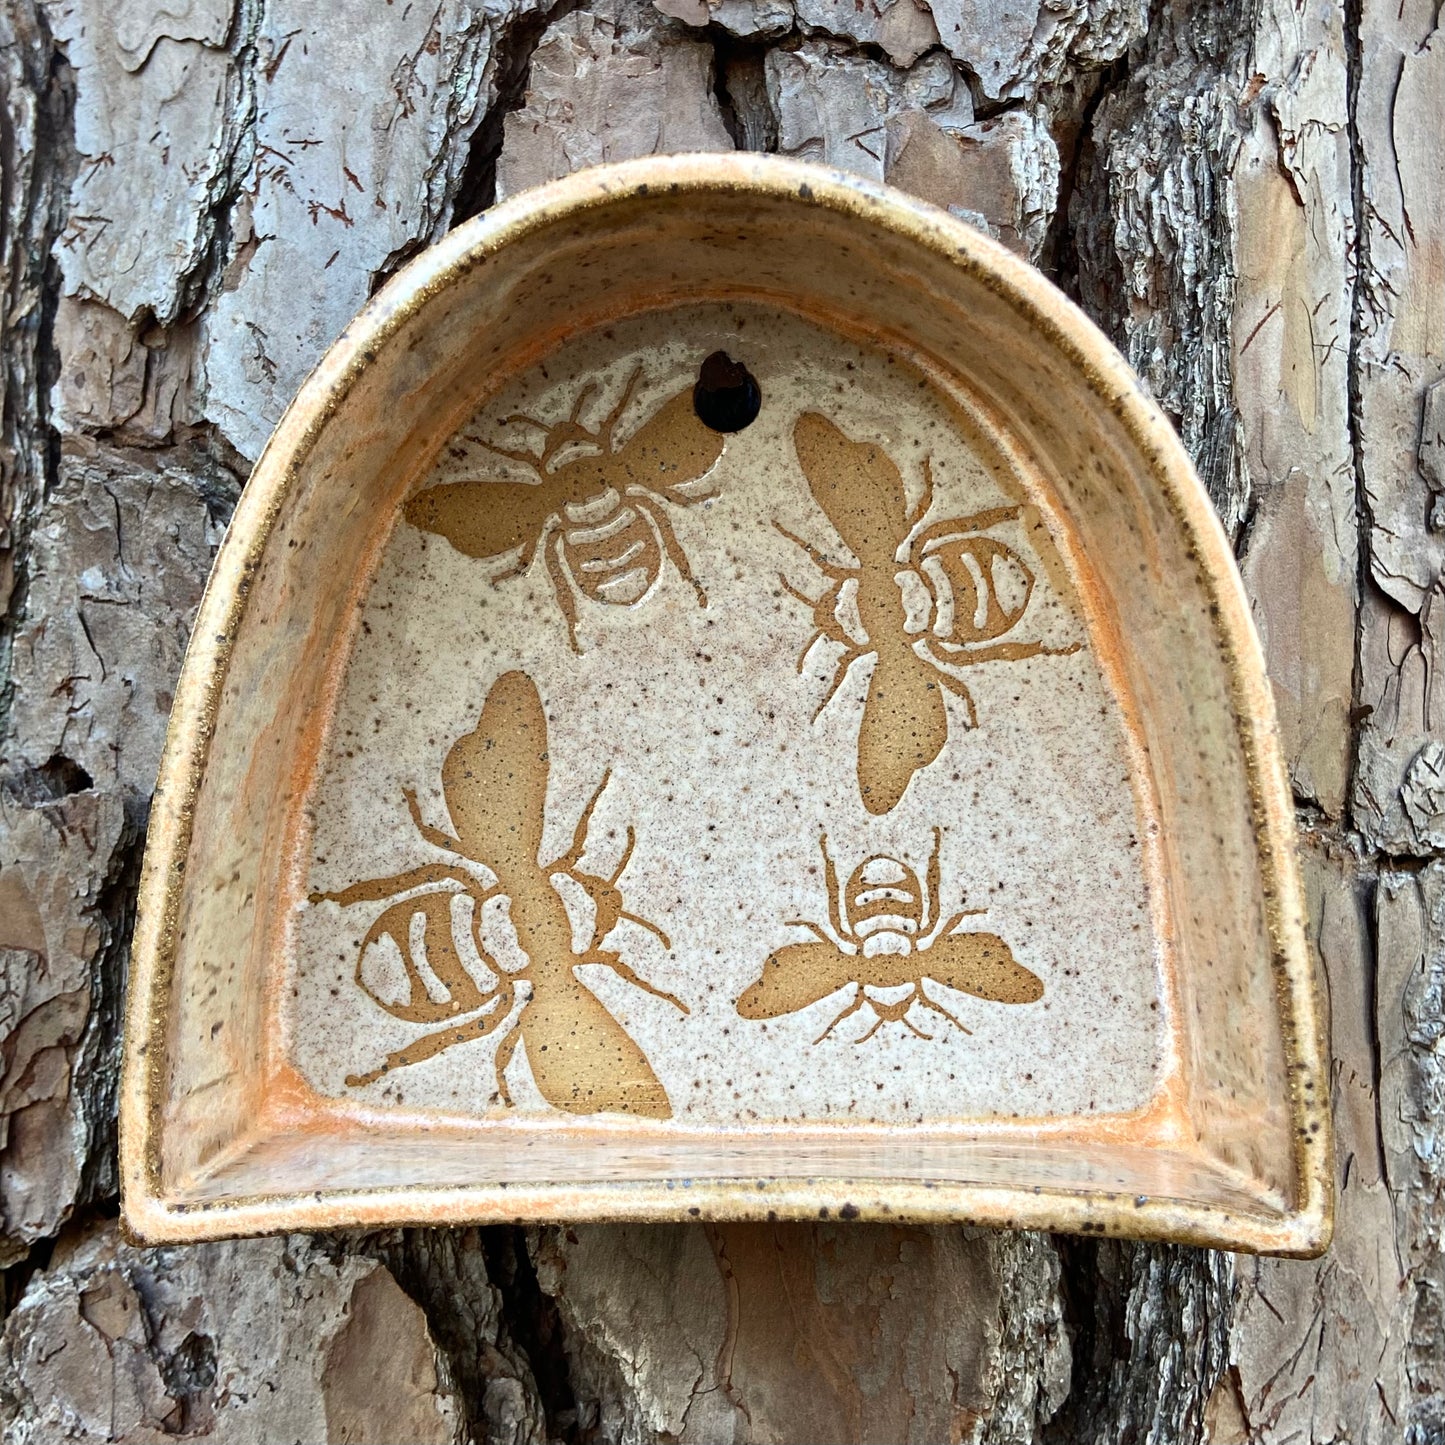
[309,670,687,1118]
[405,369,726,651]
[737,830,1043,1043]
[779,412,1081,814]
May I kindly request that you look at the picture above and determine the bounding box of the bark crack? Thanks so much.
[480,1226,583,1443]
[709,28,779,153]
[451,0,584,228]
[0,1,74,742]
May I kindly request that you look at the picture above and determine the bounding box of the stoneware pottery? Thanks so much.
[120,154,1333,1255]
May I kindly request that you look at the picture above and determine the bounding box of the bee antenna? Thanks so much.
[596,367,644,452]
[534,385,607,471]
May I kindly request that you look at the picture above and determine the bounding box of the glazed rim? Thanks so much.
[120,153,1333,1254]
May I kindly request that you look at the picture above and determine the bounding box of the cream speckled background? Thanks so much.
[287,304,1167,1124]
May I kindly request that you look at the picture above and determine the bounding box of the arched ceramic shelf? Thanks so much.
[120,155,1331,1255]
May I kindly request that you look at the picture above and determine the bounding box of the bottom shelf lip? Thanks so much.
[124,1143,1331,1259]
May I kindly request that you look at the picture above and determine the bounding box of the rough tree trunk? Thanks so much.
[0,0,1439,1440]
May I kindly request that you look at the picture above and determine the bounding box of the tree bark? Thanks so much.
[0,0,1438,1440]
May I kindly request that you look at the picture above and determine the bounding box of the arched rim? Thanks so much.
[120,152,1331,1253]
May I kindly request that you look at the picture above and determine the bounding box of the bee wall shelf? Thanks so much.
[121,155,1332,1255]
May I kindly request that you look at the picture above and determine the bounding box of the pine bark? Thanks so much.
[0,0,1438,1439]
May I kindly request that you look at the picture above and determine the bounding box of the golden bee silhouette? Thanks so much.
[779,412,1081,814]
[736,830,1043,1043]
[310,669,686,1118]
[404,368,726,651]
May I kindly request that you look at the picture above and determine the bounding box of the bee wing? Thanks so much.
[736,942,860,1020]
[793,412,912,561]
[357,891,492,1024]
[403,478,550,560]
[603,387,726,495]
[922,931,1044,1004]
[520,969,675,1118]
[856,650,947,815]
[441,670,549,876]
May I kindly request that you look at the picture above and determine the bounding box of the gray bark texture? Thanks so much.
[0,0,1438,1439]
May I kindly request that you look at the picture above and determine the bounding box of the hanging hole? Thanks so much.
[693,351,761,432]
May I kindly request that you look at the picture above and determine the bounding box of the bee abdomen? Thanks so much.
[563,504,663,606]
[916,535,1034,645]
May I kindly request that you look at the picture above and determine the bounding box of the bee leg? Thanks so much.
[921,908,989,948]
[918,982,974,1037]
[558,827,643,946]
[811,646,868,723]
[569,868,669,957]
[781,573,859,671]
[818,835,855,950]
[489,555,528,585]
[491,514,554,584]
[914,503,1023,542]
[923,635,1084,672]
[568,379,603,428]
[471,437,548,480]
[488,545,534,586]
[916,642,980,727]
[309,862,495,907]
[492,1023,520,1107]
[345,1059,393,1088]
[552,768,611,876]
[793,632,823,674]
[777,578,843,675]
[923,827,943,936]
[634,495,707,608]
[899,456,938,557]
[850,1001,905,1045]
[543,530,585,653]
[492,408,552,438]
[813,985,866,1044]
[912,455,936,532]
[565,869,621,946]
[852,1015,885,1044]
[895,1012,935,1041]
[779,586,818,644]
[619,910,673,952]
[343,993,511,1087]
[867,988,936,1041]
[402,787,470,855]
[773,521,854,582]
[816,607,859,653]
[608,826,636,882]
[778,573,816,608]
[652,476,721,506]
[592,956,689,1014]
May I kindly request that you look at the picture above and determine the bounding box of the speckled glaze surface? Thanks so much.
[295,308,1160,1124]
[120,155,1332,1254]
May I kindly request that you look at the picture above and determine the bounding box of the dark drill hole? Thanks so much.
[693,351,761,432]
